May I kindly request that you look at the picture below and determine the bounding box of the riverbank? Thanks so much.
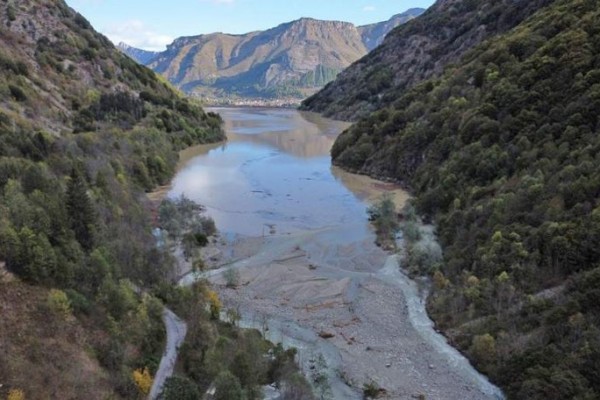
[162,107,503,399]
[182,224,503,399]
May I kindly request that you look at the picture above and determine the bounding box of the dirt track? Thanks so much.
[148,309,187,400]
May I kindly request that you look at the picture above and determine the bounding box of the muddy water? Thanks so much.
[171,108,503,400]
[170,108,405,237]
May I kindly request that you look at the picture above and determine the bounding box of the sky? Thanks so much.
[65,0,435,51]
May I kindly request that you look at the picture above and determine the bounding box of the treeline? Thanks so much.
[330,0,600,398]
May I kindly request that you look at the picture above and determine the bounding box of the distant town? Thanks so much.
[198,96,302,108]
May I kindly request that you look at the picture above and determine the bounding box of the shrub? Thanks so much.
[214,371,243,400]
[7,389,25,400]
[9,85,27,102]
[159,376,200,400]
[224,268,240,288]
[132,367,153,395]
[47,289,72,319]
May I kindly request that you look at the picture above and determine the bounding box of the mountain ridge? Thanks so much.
[120,9,424,103]
[301,0,555,120]
[117,42,158,64]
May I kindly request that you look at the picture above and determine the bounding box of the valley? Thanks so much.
[2,0,600,399]
[167,107,504,399]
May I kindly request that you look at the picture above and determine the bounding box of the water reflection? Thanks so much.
[169,107,406,236]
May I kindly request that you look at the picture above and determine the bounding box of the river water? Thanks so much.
[172,107,407,237]
[171,108,503,400]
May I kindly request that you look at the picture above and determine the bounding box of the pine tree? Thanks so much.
[66,168,96,251]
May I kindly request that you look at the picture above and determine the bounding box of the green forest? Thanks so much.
[331,0,600,398]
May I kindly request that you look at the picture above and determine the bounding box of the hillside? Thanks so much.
[0,279,116,399]
[301,0,554,121]
[124,10,422,104]
[329,0,600,398]
[0,0,224,397]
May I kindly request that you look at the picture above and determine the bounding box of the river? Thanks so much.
[170,107,503,400]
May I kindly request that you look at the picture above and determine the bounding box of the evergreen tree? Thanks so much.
[66,168,96,251]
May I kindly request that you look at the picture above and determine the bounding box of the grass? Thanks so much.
[0,280,118,400]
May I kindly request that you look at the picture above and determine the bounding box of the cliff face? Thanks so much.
[301,0,555,121]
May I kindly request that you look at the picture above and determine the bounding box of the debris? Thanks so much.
[318,331,335,339]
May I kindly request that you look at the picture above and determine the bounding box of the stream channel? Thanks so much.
[170,107,504,400]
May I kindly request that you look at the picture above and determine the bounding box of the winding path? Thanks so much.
[148,308,188,399]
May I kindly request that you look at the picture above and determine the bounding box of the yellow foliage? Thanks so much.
[132,367,153,395]
[471,333,496,363]
[7,389,25,400]
[47,289,72,319]
[433,271,449,290]
[466,275,480,287]
[207,290,222,320]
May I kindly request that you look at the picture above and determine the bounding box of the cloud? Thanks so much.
[104,20,173,51]
[363,5,376,12]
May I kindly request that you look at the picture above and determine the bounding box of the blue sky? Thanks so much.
[65,0,435,51]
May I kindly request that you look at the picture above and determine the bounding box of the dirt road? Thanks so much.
[148,308,188,399]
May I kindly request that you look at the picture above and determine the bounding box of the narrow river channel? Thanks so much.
[170,107,503,400]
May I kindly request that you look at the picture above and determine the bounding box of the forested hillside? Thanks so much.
[301,0,554,121]
[330,0,600,398]
[0,0,226,397]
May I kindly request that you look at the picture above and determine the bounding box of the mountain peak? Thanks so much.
[117,42,159,64]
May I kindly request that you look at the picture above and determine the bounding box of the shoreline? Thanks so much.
[149,108,504,399]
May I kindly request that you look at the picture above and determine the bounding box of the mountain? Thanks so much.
[327,0,600,398]
[0,0,224,397]
[359,8,424,51]
[117,41,159,64]
[148,18,366,101]
[301,0,554,121]
[131,9,423,103]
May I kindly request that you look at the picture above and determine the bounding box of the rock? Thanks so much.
[318,331,335,339]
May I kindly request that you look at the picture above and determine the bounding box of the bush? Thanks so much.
[214,371,243,400]
[367,193,399,247]
[47,289,72,319]
[363,381,380,399]
[224,268,240,288]
[159,376,200,400]
[65,289,91,315]
[9,85,27,102]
